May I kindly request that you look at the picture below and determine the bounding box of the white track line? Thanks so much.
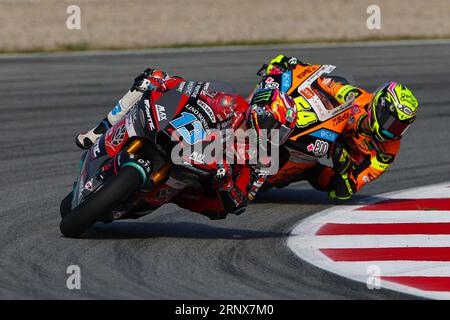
[287,182,450,299]
[290,234,450,249]
[327,261,450,277]
[295,210,450,224]
[1,39,449,59]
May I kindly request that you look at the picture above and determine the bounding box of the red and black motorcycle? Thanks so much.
[60,81,235,237]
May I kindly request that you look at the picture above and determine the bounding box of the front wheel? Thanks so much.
[60,192,73,218]
[60,166,143,238]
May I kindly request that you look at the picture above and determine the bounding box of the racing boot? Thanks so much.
[75,117,111,149]
[75,68,166,149]
[75,85,145,149]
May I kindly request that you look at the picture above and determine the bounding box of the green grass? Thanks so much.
[2,35,450,54]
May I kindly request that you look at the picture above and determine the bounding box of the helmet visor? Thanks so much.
[255,115,291,146]
[374,101,411,139]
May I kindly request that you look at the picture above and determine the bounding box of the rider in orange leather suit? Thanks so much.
[262,55,419,200]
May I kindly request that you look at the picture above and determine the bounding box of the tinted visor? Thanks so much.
[257,115,291,146]
[375,101,411,139]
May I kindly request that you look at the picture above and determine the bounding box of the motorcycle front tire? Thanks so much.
[59,166,143,238]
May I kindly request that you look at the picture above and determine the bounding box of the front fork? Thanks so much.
[120,138,171,188]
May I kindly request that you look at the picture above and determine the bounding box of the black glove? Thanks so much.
[131,68,154,92]
[332,143,352,176]
[329,144,356,200]
[131,68,170,92]
[257,55,300,76]
[277,56,299,71]
[214,164,247,214]
[214,163,233,192]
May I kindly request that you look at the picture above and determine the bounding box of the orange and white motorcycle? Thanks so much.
[250,62,357,191]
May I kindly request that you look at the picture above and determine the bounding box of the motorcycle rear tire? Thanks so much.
[59,166,143,238]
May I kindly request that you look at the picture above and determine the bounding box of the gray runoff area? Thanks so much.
[0,41,449,299]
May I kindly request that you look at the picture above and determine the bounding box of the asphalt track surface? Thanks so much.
[1,41,449,299]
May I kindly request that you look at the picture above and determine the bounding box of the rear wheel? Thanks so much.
[60,166,143,238]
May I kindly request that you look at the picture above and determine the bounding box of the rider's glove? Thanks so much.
[214,164,247,213]
[256,55,300,76]
[214,163,233,192]
[328,172,356,201]
[131,68,169,92]
[332,143,352,176]
[328,144,356,200]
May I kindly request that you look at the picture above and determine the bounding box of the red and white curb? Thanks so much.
[287,182,450,299]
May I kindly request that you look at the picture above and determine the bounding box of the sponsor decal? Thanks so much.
[200,82,216,99]
[155,104,167,121]
[296,67,314,81]
[170,111,207,145]
[197,100,216,123]
[191,82,203,98]
[84,178,93,191]
[308,129,339,142]
[144,100,156,130]
[281,72,292,92]
[202,81,210,91]
[176,81,186,93]
[189,151,205,164]
[92,140,101,158]
[265,82,279,89]
[185,104,211,133]
[397,103,414,116]
[300,87,315,99]
[332,111,351,127]
[137,158,152,174]
[330,98,355,117]
[252,90,273,103]
[184,81,195,95]
[307,139,329,157]
[399,92,418,107]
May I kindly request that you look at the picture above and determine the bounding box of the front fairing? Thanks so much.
[255,64,356,161]
[71,145,110,209]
